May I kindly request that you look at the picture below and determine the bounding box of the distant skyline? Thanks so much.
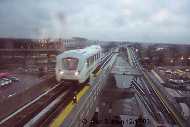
[0,0,190,44]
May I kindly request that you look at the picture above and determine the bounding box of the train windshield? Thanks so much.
[62,58,78,70]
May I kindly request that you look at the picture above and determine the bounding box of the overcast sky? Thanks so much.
[0,0,190,43]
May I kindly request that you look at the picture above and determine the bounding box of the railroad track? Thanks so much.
[0,81,82,127]
[128,47,187,127]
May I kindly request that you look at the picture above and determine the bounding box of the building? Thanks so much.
[0,37,89,73]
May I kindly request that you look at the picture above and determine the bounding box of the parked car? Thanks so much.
[168,78,184,84]
[8,76,19,82]
[0,78,12,87]
[2,78,12,84]
[0,79,6,86]
[165,70,173,74]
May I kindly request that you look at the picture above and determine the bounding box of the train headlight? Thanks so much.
[75,71,79,76]
[59,71,64,75]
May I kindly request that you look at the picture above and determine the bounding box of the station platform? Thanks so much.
[95,53,153,127]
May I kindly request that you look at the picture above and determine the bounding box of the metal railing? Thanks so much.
[61,53,118,127]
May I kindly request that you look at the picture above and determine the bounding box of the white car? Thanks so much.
[0,80,6,86]
[1,78,12,86]
[168,78,184,84]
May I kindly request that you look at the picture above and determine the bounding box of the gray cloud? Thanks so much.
[0,0,190,43]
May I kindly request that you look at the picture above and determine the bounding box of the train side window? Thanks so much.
[92,55,94,63]
[89,57,91,66]
[89,57,92,65]
[90,56,93,65]
[93,55,95,62]
[89,58,91,66]
[87,59,90,67]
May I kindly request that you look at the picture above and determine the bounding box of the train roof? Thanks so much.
[57,45,101,59]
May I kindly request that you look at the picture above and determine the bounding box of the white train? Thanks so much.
[56,45,102,84]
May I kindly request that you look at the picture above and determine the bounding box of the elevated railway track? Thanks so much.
[0,49,118,127]
[0,82,82,127]
[127,46,187,127]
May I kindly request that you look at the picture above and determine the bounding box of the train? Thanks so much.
[55,45,102,84]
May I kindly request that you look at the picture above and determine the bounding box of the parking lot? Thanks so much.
[0,68,55,120]
[0,73,45,100]
[155,66,190,85]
